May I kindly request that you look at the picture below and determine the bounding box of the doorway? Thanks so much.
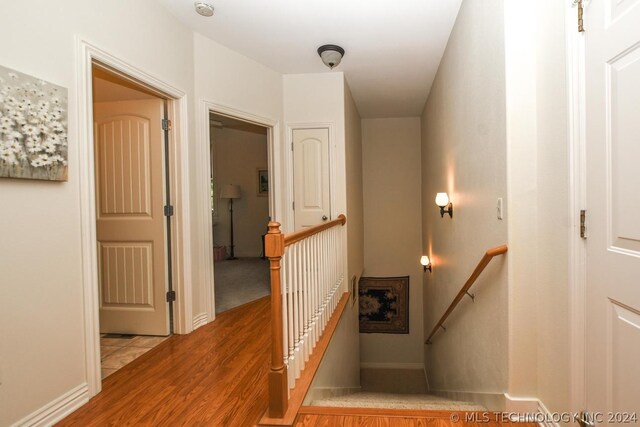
[209,113,272,314]
[92,65,173,379]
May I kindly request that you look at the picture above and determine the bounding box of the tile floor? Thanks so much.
[100,334,170,379]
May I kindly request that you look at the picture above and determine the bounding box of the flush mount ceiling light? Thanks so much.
[317,45,345,69]
[194,2,214,17]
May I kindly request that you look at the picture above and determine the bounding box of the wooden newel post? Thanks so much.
[265,221,288,418]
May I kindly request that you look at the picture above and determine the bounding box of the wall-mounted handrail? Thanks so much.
[425,245,508,344]
[265,215,347,419]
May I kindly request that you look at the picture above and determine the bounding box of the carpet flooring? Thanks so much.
[214,257,270,314]
[311,392,486,411]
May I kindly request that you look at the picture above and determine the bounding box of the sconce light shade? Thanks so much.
[435,192,453,218]
[435,193,449,207]
[318,45,345,69]
[220,184,241,199]
[421,255,432,273]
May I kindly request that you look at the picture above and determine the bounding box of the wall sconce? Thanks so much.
[435,192,453,218]
[420,255,432,273]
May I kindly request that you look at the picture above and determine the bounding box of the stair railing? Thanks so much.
[425,245,508,344]
[265,214,347,418]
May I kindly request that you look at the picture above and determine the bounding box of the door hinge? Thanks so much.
[164,205,174,217]
[292,201,295,210]
[574,0,585,32]
[166,290,176,303]
[580,209,587,239]
[162,119,172,131]
[291,142,294,151]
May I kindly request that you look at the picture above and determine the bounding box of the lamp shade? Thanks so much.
[420,256,430,267]
[435,192,449,207]
[220,184,241,199]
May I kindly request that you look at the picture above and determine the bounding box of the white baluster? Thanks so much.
[281,255,289,379]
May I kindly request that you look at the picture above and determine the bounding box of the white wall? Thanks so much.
[344,80,365,285]
[505,0,571,413]
[0,0,194,424]
[420,0,509,393]
[212,126,269,258]
[360,118,424,368]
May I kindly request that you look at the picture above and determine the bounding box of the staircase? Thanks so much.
[310,392,485,411]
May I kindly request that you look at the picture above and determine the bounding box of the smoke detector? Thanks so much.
[195,2,214,17]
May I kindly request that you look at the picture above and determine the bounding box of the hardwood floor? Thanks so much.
[58,296,536,427]
[58,297,271,426]
[294,413,539,427]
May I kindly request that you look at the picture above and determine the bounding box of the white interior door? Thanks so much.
[585,0,640,421]
[292,128,331,231]
[94,99,169,336]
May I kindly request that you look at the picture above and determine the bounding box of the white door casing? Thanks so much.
[94,99,169,336]
[292,128,331,230]
[585,0,640,418]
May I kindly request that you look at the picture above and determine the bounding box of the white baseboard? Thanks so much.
[431,390,508,411]
[504,394,559,427]
[536,399,560,427]
[192,313,209,330]
[11,383,89,427]
[360,362,425,370]
[303,386,362,406]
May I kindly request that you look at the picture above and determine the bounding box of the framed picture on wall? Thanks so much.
[257,168,268,196]
[0,64,69,181]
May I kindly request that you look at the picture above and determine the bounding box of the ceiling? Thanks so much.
[210,113,268,135]
[93,66,159,102]
[157,0,462,118]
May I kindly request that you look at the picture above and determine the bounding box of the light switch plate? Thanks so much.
[497,198,504,220]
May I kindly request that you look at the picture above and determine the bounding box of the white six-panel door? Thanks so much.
[94,99,169,336]
[292,128,331,231]
[585,0,640,420]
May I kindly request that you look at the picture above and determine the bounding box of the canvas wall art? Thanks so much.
[0,64,68,181]
[359,276,409,334]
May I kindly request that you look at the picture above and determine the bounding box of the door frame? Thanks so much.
[76,38,192,397]
[566,0,588,414]
[199,100,280,323]
[286,122,338,230]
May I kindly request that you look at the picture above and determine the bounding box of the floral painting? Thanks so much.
[359,276,409,334]
[0,65,68,181]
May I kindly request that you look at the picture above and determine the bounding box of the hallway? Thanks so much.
[58,298,271,426]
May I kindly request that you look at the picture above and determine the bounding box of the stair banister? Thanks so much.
[265,221,288,418]
[425,244,508,344]
[264,215,347,420]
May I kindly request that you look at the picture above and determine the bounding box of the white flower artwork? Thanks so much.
[0,65,68,181]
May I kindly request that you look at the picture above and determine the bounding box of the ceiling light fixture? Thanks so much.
[194,2,214,17]
[317,45,345,70]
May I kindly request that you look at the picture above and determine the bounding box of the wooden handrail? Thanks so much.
[264,214,347,419]
[284,214,346,247]
[425,245,508,344]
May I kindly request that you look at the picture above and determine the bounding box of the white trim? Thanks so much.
[76,38,192,398]
[360,362,425,370]
[503,393,541,412]
[537,399,560,427]
[430,390,507,411]
[200,100,281,321]
[192,312,209,330]
[303,387,362,405]
[566,0,588,415]
[11,383,89,427]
